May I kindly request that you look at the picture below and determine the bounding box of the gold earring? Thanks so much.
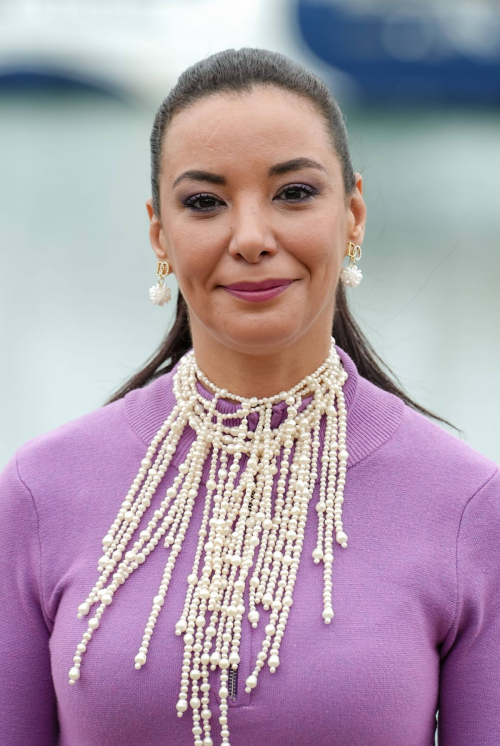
[149,261,172,306]
[340,242,362,287]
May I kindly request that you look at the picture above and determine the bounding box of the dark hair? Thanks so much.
[104,47,460,434]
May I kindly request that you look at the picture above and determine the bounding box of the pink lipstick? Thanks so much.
[220,278,295,303]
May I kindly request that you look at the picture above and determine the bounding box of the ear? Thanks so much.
[346,173,367,248]
[146,198,172,265]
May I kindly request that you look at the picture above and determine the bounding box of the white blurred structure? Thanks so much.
[0,0,305,103]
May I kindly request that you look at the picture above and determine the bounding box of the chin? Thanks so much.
[212,319,304,355]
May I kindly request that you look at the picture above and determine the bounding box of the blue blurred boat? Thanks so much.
[296,0,500,103]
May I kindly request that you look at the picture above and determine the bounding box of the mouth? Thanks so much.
[220,278,295,303]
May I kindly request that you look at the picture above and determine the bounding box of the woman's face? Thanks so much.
[147,86,366,357]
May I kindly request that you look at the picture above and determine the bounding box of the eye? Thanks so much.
[274,183,319,202]
[182,192,225,212]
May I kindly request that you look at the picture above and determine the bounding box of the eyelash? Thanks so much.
[182,183,319,212]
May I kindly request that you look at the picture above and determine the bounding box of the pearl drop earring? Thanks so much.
[340,242,363,288]
[149,261,172,305]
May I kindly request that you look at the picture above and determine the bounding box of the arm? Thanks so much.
[0,450,59,745]
[438,466,500,745]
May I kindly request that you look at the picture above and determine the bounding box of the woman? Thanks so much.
[1,48,499,746]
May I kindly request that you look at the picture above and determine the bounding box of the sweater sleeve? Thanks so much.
[0,449,59,745]
[437,466,500,745]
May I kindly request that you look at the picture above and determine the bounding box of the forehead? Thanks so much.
[161,87,337,177]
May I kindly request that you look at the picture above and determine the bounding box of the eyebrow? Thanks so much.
[171,157,326,189]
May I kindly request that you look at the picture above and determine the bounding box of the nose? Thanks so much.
[227,202,278,263]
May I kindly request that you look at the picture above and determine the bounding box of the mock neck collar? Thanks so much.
[123,345,405,470]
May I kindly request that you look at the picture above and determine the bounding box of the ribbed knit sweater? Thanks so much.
[1,345,499,746]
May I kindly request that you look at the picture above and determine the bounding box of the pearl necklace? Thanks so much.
[68,337,349,746]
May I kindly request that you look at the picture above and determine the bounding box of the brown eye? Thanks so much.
[183,193,225,212]
[275,184,319,202]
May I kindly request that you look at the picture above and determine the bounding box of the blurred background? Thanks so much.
[1,0,499,476]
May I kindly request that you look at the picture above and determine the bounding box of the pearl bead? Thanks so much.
[322,608,334,622]
[268,654,280,671]
[248,610,259,624]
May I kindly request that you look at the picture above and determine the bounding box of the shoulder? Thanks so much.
[393,387,498,512]
[10,367,178,493]
[15,369,175,459]
[17,393,120,451]
[349,376,500,580]
[399,397,498,483]
[0,396,131,545]
[352,369,498,503]
[12,394,137,493]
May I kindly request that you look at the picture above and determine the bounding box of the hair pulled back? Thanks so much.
[105,47,458,433]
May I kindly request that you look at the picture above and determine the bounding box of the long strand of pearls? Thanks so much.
[68,336,349,746]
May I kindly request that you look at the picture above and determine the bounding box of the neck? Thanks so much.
[189,330,333,400]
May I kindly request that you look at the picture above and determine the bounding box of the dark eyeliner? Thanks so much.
[274,183,320,201]
[182,192,224,212]
[182,183,320,213]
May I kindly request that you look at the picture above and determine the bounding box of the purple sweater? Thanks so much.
[1,345,499,746]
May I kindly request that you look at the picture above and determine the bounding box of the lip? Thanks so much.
[220,278,295,303]
[223,278,294,291]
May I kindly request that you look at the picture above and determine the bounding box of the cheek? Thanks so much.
[167,223,221,292]
[286,218,342,278]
